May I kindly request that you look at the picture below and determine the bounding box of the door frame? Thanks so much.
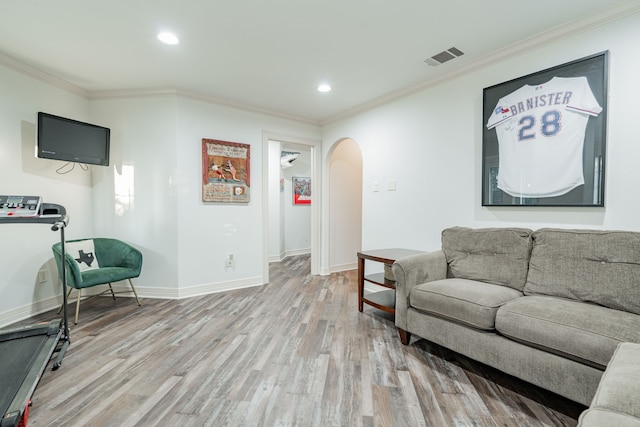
[262,131,321,283]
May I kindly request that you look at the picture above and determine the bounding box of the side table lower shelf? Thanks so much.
[357,248,425,317]
[361,288,396,315]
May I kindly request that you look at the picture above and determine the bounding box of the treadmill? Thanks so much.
[0,196,70,427]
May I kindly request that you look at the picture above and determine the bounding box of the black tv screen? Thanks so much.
[37,112,110,166]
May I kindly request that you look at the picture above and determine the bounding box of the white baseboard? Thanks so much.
[285,248,310,257]
[268,249,310,264]
[0,295,61,329]
[109,276,264,299]
[268,252,286,263]
[329,262,357,274]
[0,277,265,329]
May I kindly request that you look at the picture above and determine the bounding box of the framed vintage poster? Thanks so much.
[482,51,608,207]
[202,139,250,203]
[292,176,311,205]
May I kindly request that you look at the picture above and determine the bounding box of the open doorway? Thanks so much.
[268,141,311,262]
[262,132,321,284]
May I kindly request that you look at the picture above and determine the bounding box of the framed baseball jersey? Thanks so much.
[481,51,608,207]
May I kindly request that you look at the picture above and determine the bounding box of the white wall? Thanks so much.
[172,98,319,295]
[88,95,321,299]
[0,62,321,325]
[87,96,180,294]
[0,65,95,325]
[322,11,640,253]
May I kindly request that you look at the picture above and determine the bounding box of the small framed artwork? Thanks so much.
[292,176,311,205]
[202,139,251,203]
[482,51,608,207]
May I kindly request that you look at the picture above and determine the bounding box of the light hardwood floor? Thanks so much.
[12,255,585,426]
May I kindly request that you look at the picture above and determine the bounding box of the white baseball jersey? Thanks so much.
[486,76,602,198]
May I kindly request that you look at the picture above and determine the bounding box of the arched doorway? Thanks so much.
[328,138,363,272]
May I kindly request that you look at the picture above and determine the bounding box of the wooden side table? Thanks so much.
[357,248,425,315]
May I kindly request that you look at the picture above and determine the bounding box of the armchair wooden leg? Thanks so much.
[128,279,141,306]
[75,289,82,325]
[107,283,116,300]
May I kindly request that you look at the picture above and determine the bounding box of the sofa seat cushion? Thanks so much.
[496,296,640,368]
[409,278,523,331]
[442,227,532,291]
[525,228,640,315]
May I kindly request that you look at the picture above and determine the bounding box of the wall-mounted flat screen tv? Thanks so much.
[37,112,110,166]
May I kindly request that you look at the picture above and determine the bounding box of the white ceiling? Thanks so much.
[0,1,636,125]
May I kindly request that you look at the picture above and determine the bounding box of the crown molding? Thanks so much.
[89,87,320,126]
[3,1,639,128]
[175,90,320,126]
[0,52,319,126]
[87,88,179,100]
[320,1,640,126]
[0,51,89,98]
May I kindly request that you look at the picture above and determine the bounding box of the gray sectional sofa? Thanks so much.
[392,227,640,406]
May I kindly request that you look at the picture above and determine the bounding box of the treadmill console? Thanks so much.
[0,195,42,217]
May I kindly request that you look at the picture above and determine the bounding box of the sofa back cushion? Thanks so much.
[524,228,640,315]
[442,227,533,291]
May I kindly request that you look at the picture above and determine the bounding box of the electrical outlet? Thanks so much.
[226,254,234,268]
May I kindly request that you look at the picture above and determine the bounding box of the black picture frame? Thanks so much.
[482,51,608,207]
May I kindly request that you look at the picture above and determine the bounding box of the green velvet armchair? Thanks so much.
[52,238,142,324]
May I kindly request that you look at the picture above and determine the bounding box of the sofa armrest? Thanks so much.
[578,342,640,427]
[392,250,447,332]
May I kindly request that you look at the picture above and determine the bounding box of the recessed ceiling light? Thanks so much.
[317,84,331,93]
[158,32,179,45]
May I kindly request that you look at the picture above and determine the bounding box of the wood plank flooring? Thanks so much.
[8,255,585,426]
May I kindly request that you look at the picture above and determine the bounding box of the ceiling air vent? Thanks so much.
[424,47,465,67]
[281,151,300,169]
